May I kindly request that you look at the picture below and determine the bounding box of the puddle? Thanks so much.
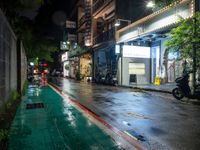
[150,127,166,136]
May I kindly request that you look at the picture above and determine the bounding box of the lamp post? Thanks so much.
[192,16,197,94]
[192,0,199,93]
[114,19,131,27]
[120,44,123,86]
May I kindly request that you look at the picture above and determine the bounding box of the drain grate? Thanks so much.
[26,103,44,109]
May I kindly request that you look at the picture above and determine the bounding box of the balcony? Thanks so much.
[78,15,86,29]
[92,0,113,15]
[69,45,90,58]
[93,28,115,46]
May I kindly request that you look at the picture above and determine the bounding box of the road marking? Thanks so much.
[124,131,139,141]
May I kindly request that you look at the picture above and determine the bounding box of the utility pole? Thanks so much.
[192,16,196,94]
[120,44,123,86]
[192,0,199,93]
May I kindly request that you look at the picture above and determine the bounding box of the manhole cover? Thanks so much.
[26,103,44,109]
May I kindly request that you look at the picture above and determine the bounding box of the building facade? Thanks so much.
[116,0,198,86]
[66,0,93,80]
[91,0,149,83]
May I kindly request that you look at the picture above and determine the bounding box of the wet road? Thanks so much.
[51,77,200,150]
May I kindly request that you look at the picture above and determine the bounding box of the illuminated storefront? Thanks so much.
[79,53,92,80]
[120,45,150,85]
[116,0,195,86]
[68,57,79,79]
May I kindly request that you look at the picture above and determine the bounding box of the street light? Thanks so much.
[30,62,34,66]
[114,19,131,27]
[146,0,155,8]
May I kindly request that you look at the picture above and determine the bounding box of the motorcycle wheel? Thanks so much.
[172,88,184,100]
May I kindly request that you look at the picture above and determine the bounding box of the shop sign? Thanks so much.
[62,52,68,62]
[123,45,150,58]
[63,61,69,77]
[68,34,77,42]
[84,0,92,46]
[66,20,76,28]
[115,44,120,54]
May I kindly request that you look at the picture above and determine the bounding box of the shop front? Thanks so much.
[116,0,195,86]
[79,53,92,81]
[119,45,151,85]
[69,57,79,79]
[93,44,117,82]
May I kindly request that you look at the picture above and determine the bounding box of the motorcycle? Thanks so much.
[172,72,200,100]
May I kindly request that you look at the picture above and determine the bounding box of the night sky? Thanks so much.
[15,0,78,69]
[31,0,78,69]
[33,0,77,42]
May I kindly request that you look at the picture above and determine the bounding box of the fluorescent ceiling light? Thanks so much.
[114,20,120,27]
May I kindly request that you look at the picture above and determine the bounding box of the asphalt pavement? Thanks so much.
[50,77,200,150]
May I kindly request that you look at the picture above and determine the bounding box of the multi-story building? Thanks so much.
[92,0,151,82]
[72,0,151,82]
[64,0,93,80]
[75,0,93,80]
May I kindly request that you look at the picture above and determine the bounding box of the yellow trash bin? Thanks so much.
[154,76,161,85]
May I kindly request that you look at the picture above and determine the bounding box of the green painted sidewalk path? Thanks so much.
[8,85,124,150]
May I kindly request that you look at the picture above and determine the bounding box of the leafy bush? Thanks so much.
[165,12,200,67]
[0,129,9,141]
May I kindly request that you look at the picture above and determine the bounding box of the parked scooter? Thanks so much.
[94,72,118,86]
[172,72,200,100]
[94,72,103,84]
[105,72,117,85]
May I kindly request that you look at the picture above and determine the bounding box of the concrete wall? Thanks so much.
[0,9,17,106]
[0,9,27,107]
[20,42,27,92]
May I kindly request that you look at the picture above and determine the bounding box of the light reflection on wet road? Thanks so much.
[51,77,200,150]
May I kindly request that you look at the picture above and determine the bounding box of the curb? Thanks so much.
[121,85,172,94]
[58,77,172,94]
[132,87,172,94]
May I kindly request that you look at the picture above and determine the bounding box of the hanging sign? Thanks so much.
[66,20,76,28]
[68,33,77,42]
